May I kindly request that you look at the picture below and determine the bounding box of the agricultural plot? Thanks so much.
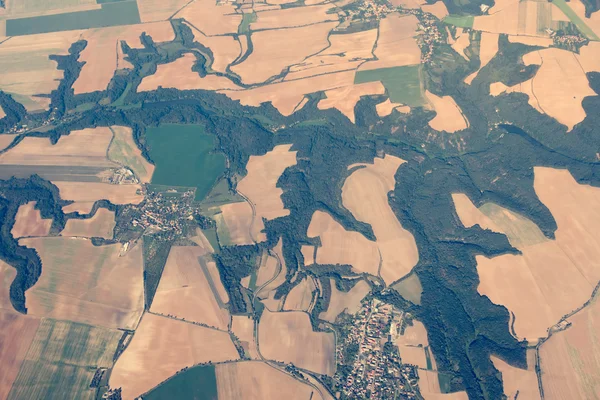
[391,272,423,305]
[109,312,239,400]
[236,144,297,233]
[454,167,600,342]
[5,1,142,36]
[218,201,257,245]
[138,53,240,92]
[8,318,122,400]
[250,4,337,30]
[302,245,316,266]
[355,65,425,106]
[451,28,470,60]
[463,32,499,84]
[443,14,474,28]
[136,0,190,22]
[283,276,316,312]
[11,201,52,238]
[0,309,40,400]
[215,361,319,400]
[492,350,540,400]
[375,99,410,117]
[318,81,385,123]
[0,261,16,309]
[258,309,335,375]
[145,124,226,201]
[107,126,154,183]
[56,181,143,213]
[257,247,286,311]
[144,364,218,400]
[424,91,469,132]
[174,0,241,36]
[393,319,436,369]
[150,246,230,330]
[21,237,144,330]
[319,278,371,323]
[418,369,469,399]
[307,210,380,277]
[342,156,419,285]
[231,315,259,359]
[61,208,115,239]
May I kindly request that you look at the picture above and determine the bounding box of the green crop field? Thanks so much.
[239,12,257,34]
[442,14,474,28]
[144,364,218,400]
[5,1,140,36]
[8,319,122,400]
[145,124,226,201]
[355,65,425,107]
[550,0,599,40]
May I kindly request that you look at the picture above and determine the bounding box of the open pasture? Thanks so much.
[317,81,385,123]
[8,318,121,400]
[359,13,421,71]
[175,0,241,36]
[150,246,230,330]
[306,210,380,277]
[391,272,423,305]
[138,53,240,92]
[236,144,296,225]
[21,237,144,330]
[61,208,115,239]
[11,201,52,238]
[0,310,40,400]
[56,181,143,213]
[216,361,319,400]
[492,350,540,400]
[283,276,316,312]
[258,309,335,375]
[230,22,336,84]
[319,278,371,323]
[107,125,155,183]
[457,167,600,341]
[145,124,225,201]
[109,312,239,400]
[355,65,425,106]
[342,156,419,285]
[424,91,469,132]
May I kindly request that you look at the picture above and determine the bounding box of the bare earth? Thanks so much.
[257,240,287,312]
[376,99,410,117]
[11,202,52,239]
[231,315,260,359]
[150,246,230,330]
[424,91,469,132]
[320,278,371,323]
[258,309,335,375]
[107,125,155,184]
[22,237,144,330]
[137,0,191,22]
[56,182,143,214]
[61,208,115,239]
[175,0,242,36]
[342,156,419,284]
[464,32,499,84]
[418,370,469,400]
[250,4,338,30]
[0,134,16,151]
[110,312,239,400]
[492,349,540,400]
[219,201,257,245]
[318,81,385,123]
[283,276,316,312]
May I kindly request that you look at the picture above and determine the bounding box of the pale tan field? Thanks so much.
[578,42,600,73]
[285,29,377,81]
[301,245,316,266]
[251,4,337,30]
[11,202,52,238]
[219,201,262,245]
[22,237,144,330]
[457,167,600,341]
[256,250,280,288]
[342,156,419,284]
[56,182,143,214]
[508,35,553,46]
[231,315,259,359]
[539,290,600,399]
[0,31,80,111]
[0,134,16,152]
[394,320,432,369]
[216,361,318,400]
[0,309,40,400]
[236,144,297,225]
[464,32,499,84]
[0,261,16,310]
[61,208,115,239]
[231,22,337,84]
[221,70,356,115]
[566,0,600,38]
[108,126,155,183]
[399,345,428,368]
[137,0,192,22]
[175,0,242,36]
[422,1,449,19]
[258,309,335,375]
[150,246,230,330]
[424,91,469,132]
[283,276,316,311]
[472,0,533,36]
[0,106,5,119]
[73,22,175,94]
[320,279,371,322]
[138,53,240,92]
[392,272,423,304]
[359,13,421,72]
[205,258,230,304]
[376,99,410,117]
[197,34,242,74]
[110,312,239,400]
[492,349,540,400]
[418,370,469,400]
[0,127,117,167]
[489,80,541,115]
[318,81,385,123]
[307,210,380,277]
[451,28,469,60]
[257,250,286,311]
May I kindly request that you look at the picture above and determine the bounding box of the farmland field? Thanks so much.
[144,364,218,400]
[107,126,154,183]
[443,14,474,28]
[8,318,122,400]
[61,208,115,239]
[145,124,226,201]
[354,65,425,106]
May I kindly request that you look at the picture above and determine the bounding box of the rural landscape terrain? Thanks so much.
[0,0,599,398]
